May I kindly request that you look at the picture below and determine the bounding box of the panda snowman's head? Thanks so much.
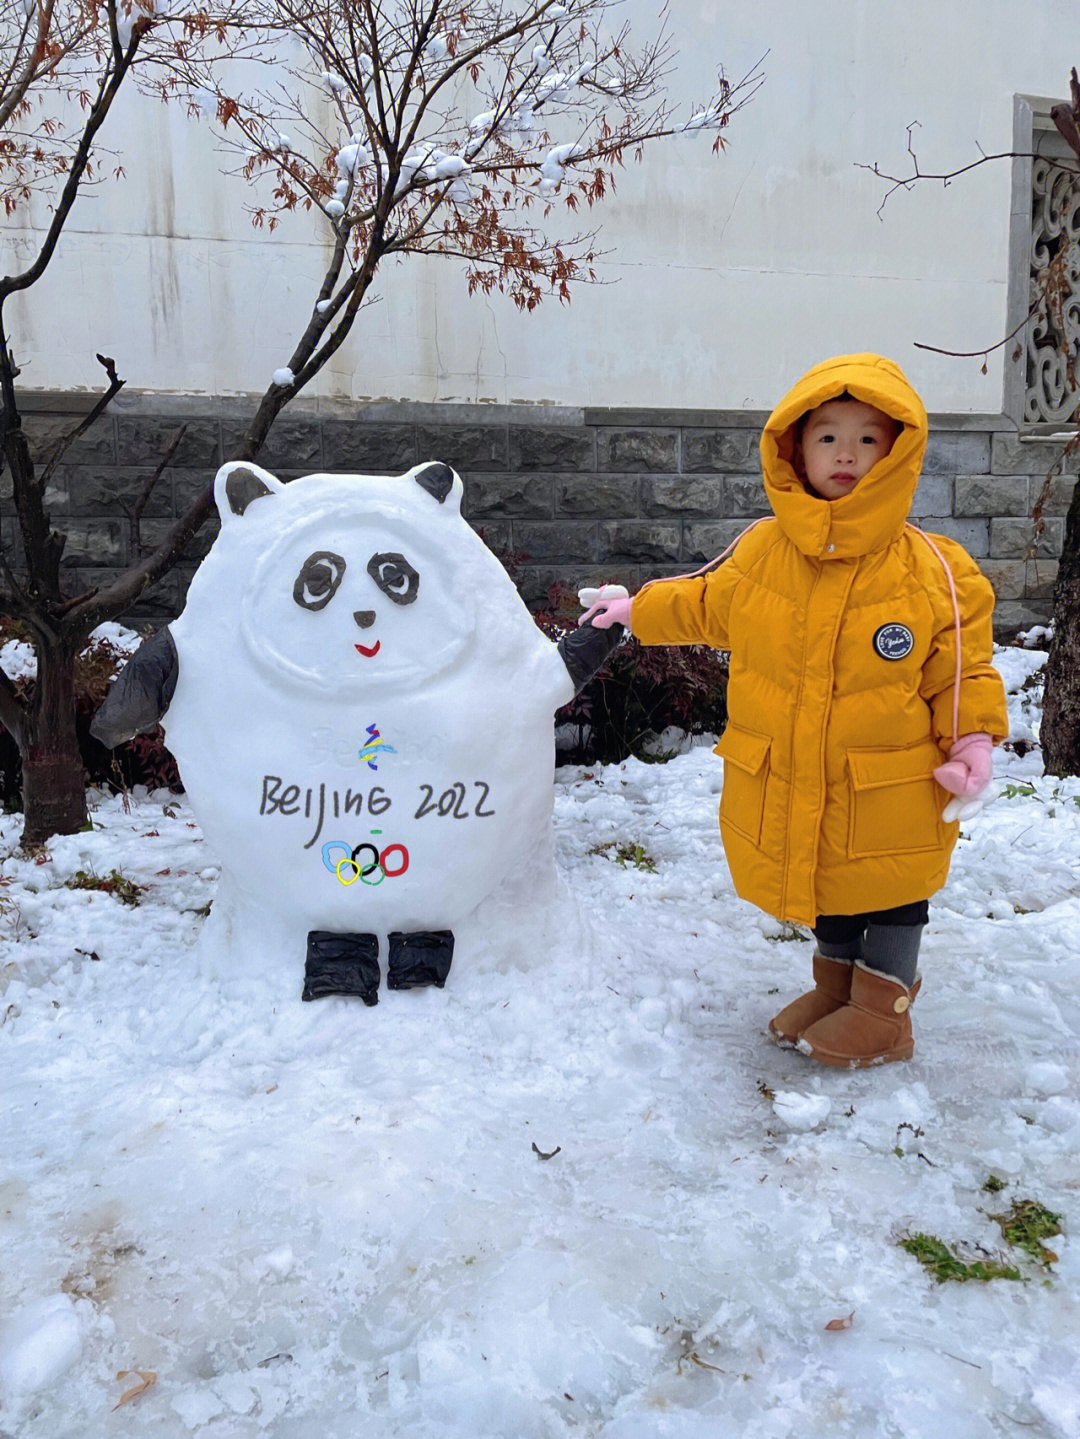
[211,460,483,694]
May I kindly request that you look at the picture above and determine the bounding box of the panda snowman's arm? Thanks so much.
[557,616,627,693]
[89,628,179,748]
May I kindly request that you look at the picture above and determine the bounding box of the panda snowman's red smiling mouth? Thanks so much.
[355,640,381,659]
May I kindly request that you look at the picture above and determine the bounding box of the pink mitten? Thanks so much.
[933,732,994,823]
[578,585,632,630]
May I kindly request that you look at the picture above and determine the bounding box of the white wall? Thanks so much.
[3,0,1073,411]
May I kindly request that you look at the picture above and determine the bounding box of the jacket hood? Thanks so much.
[760,354,928,559]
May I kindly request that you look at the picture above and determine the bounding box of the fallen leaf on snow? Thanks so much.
[114,1370,157,1409]
[825,1312,855,1332]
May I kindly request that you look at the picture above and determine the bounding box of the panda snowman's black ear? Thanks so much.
[411,461,462,511]
[214,462,284,522]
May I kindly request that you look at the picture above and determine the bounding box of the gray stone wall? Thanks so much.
[8,393,1074,638]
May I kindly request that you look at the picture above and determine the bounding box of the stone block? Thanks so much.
[466,473,554,520]
[513,521,597,563]
[1025,559,1058,602]
[58,520,123,565]
[222,418,322,471]
[1033,474,1078,517]
[116,416,221,469]
[979,559,1026,602]
[48,466,176,519]
[175,563,199,612]
[557,474,639,517]
[509,426,593,471]
[921,432,991,475]
[917,517,990,556]
[468,519,511,557]
[70,566,180,625]
[992,432,1080,476]
[683,521,759,562]
[908,472,954,516]
[417,423,507,472]
[989,516,1063,559]
[515,565,639,611]
[172,474,215,516]
[598,521,681,563]
[992,600,1051,641]
[954,474,1029,517]
[322,421,417,472]
[682,428,758,473]
[139,516,219,564]
[596,428,678,473]
[723,475,770,518]
[24,412,116,467]
[644,476,722,518]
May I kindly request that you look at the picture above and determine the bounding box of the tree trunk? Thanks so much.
[19,639,88,846]
[1041,475,1080,776]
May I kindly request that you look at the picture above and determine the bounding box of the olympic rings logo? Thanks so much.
[321,834,410,887]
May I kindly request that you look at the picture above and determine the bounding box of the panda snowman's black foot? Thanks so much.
[303,931,380,1004]
[386,931,454,990]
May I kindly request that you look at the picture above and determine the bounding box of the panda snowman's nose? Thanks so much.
[353,610,376,629]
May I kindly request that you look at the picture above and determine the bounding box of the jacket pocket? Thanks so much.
[847,742,944,859]
[714,724,772,847]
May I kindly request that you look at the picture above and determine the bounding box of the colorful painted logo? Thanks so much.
[321,833,410,887]
[359,723,397,771]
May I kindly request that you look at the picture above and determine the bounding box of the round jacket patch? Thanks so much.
[873,623,915,661]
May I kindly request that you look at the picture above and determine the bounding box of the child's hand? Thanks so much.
[933,733,994,823]
[578,584,631,629]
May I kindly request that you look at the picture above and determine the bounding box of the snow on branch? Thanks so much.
[166,0,764,313]
[0,0,264,219]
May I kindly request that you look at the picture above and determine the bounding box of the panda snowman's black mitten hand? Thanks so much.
[557,585,630,694]
[90,628,179,748]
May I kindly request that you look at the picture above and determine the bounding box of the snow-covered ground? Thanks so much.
[1,646,1077,1438]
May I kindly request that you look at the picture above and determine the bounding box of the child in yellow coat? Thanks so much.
[582,354,1009,1068]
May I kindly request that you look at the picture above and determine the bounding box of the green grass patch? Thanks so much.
[588,840,658,873]
[898,1233,1021,1284]
[64,869,144,907]
[990,1198,1062,1265]
[765,922,812,943]
[899,1193,1063,1283]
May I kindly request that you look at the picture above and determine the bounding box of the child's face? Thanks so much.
[798,400,900,500]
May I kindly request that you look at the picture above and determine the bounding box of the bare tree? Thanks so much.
[1,0,760,845]
[860,68,1080,777]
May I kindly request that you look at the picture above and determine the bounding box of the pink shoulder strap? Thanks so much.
[634,517,770,602]
[906,524,963,741]
[632,518,965,741]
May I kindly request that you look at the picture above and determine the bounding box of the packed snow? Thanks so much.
[1,645,1078,1437]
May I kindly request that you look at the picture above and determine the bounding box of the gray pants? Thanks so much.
[812,902,928,988]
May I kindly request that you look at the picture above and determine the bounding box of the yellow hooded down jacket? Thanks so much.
[631,354,1009,926]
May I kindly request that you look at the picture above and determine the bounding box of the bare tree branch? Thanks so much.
[121,422,188,559]
[858,120,1080,218]
[38,353,125,488]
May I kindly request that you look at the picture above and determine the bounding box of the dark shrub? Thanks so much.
[0,621,182,812]
[533,584,728,765]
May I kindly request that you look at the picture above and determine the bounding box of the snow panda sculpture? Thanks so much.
[93,460,623,1003]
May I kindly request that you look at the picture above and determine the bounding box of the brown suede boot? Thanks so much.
[798,962,918,1068]
[767,952,853,1047]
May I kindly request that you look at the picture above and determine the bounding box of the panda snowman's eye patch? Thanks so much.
[293,551,347,611]
[367,552,419,606]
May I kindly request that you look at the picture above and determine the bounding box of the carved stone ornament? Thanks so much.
[1025,156,1080,427]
